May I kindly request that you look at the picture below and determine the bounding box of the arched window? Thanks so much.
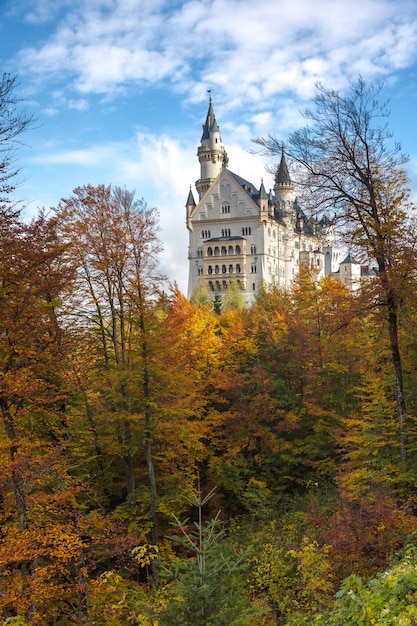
[236,264,241,273]
[222,280,227,289]
[221,246,227,255]
[214,246,220,256]
[235,245,241,254]
[228,245,234,255]
[229,264,233,274]
[208,266,213,274]
[209,281,214,291]
[215,265,219,274]
[221,204,230,214]
[222,265,227,273]
[207,247,213,256]
[251,245,256,254]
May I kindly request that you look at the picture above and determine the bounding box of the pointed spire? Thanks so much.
[201,96,217,141]
[186,186,196,207]
[258,178,268,200]
[340,253,359,265]
[275,145,291,185]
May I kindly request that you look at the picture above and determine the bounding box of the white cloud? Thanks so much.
[128,132,197,291]
[31,145,119,166]
[15,0,417,112]
[68,98,89,111]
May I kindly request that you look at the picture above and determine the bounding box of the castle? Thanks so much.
[186,98,360,301]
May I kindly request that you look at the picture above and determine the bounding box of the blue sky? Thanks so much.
[1,0,417,293]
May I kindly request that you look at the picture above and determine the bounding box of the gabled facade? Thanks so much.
[186,98,341,301]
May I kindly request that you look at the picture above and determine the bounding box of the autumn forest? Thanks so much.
[3,74,417,625]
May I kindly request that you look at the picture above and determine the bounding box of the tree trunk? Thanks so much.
[386,294,407,464]
[124,419,136,495]
[378,255,407,465]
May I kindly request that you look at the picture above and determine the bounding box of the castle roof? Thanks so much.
[186,187,196,207]
[229,171,260,200]
[275,147,291,185]
[201,97,218,141]
[294,202,315,235]
[340,253,360,265]
[258,180,268,200]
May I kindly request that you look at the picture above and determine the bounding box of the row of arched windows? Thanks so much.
[207,245,241,256]
[221,204,230,214]
[201,226,252,239]
[207,264,241,275]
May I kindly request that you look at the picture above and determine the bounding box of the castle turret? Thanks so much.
[258,179,269,217]
[195,97,226,199]
[339,253,361,290]
[274,146,294,221]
